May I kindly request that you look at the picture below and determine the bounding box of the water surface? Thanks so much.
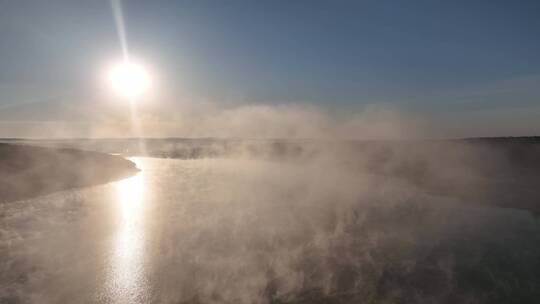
[1,157,539,303]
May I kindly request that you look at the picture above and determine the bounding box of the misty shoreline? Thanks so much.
[0,143,139,203]
[1,137,540,215]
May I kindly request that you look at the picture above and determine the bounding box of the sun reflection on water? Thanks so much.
[117,170,144,224]
[104,159,149,303]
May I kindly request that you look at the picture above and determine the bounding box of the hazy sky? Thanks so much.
[0,0,539,138]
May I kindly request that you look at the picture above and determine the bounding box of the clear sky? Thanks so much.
[0,0,539,138]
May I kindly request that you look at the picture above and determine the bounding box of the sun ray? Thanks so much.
[109,0,148,154]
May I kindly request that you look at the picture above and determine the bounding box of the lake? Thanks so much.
[1,157,539,303]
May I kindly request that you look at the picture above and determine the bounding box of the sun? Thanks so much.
[108,61,151,98]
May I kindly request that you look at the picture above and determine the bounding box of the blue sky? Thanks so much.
[0,0,539,137]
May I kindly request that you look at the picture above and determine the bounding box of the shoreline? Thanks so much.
[0,143,139,202]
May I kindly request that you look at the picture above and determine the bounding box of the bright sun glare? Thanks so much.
[108,61,150,98]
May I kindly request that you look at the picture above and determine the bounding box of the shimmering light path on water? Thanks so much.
[105,162,148,303]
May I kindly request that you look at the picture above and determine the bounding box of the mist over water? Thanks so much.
[1,0,539,302]
[1,151,539,303]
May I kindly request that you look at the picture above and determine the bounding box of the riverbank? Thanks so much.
[0,143,139,202]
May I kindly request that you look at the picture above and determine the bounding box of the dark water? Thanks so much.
[1,157,539,303]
